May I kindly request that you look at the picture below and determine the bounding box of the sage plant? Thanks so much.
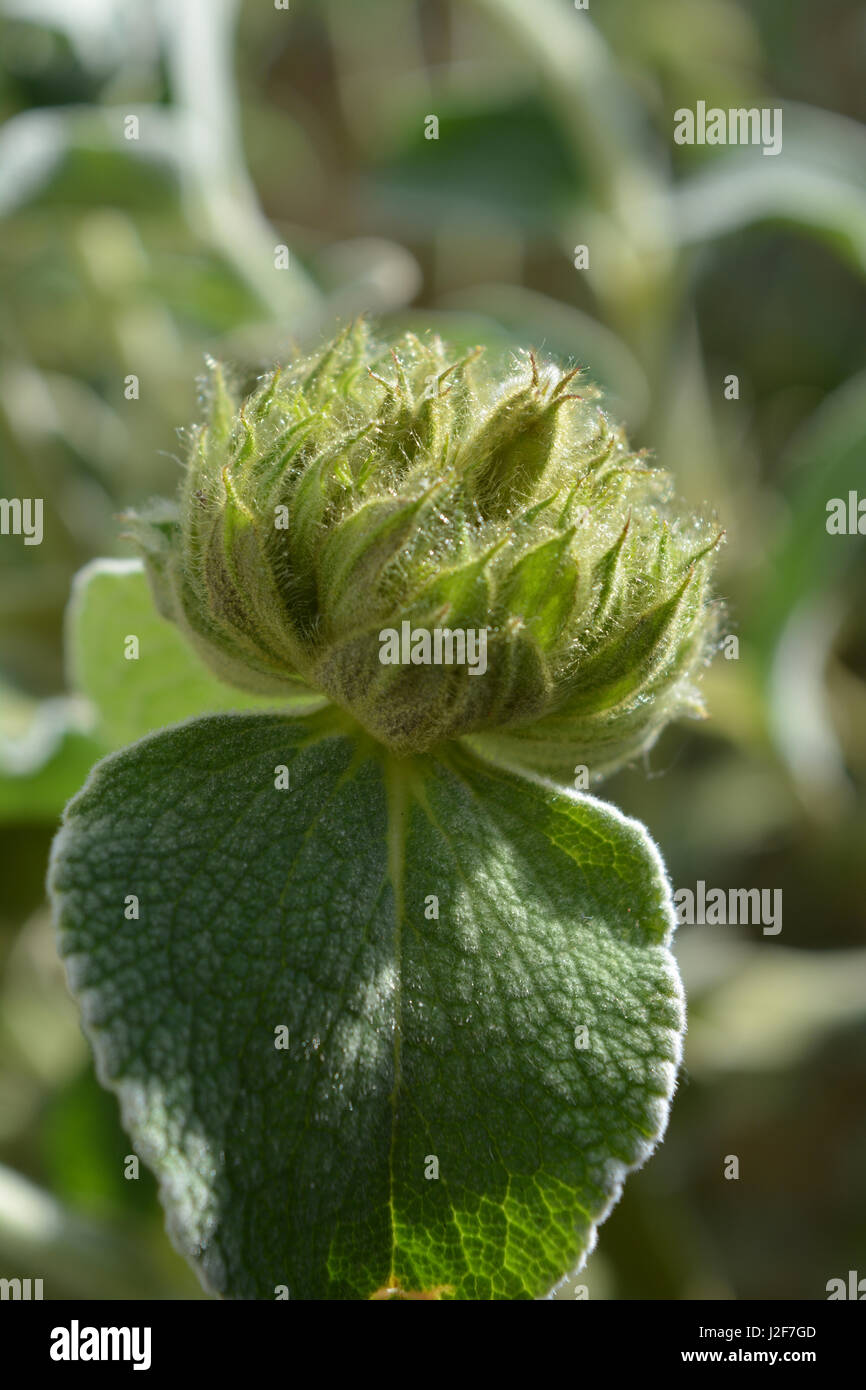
[50,323,720,1300]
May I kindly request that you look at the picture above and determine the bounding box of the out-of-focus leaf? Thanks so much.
[0,1162,198,1299]
[0,690,101,823]
[0,107,183,217]
[155,0,323,325]
[747,369,866,664]
[467,0,655,188]
[0,907,84,1083]
[669,104,866,276]
[40,1069,159,1218]
[372,91,585,232]
[767,594,854,813]
[1,0,157,76]
[743,369,866,804]
[679,940,866,1074]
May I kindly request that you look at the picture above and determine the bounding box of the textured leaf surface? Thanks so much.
[67,559,324,749]
[49,713,683,1300]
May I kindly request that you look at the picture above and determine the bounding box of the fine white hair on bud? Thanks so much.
[124,320,723,777]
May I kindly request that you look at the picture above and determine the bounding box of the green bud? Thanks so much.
[126,322,722,779]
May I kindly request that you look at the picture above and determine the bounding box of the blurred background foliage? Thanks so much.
[0,0,864,1300]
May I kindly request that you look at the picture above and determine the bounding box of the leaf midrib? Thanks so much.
[383,754,410,1293]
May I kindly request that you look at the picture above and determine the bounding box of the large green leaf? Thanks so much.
[67,559,324,749]
[49,711,683,1300]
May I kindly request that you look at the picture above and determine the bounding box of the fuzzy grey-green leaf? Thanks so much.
[49,711,683,1300]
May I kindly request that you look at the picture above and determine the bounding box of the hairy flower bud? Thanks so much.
[126,322,721,779]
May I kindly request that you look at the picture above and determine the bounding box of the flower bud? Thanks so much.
[126,322,722,779]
